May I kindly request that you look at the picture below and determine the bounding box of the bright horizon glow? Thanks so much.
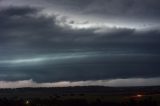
[0,78,160,88]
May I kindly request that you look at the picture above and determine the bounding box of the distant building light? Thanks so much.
[136,94,143,97]
[25,100,30,105]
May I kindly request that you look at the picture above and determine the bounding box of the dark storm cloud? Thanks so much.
[0,7,159,46]
[1,0,160,20]
[51,0,160,20]
[0,7,160,82]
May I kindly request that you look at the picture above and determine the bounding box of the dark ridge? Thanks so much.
[0,86,160,97]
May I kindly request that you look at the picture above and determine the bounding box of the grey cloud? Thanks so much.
[2,0,160,20]
[0,7,160,83]
[54,0,160,20]
[0,7,159,51]
[1,0,159,29]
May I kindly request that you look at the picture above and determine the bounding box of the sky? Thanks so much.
[0,0,160,88]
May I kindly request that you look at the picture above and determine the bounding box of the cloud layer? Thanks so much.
[0,0,160,86]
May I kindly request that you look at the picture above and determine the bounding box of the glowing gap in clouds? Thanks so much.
[55,16,148,30]
[0,52,157,65]
[0,53,90,65]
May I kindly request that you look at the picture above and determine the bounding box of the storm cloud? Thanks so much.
[0,0,160,87]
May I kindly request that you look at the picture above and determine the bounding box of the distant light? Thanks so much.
[136,94,143,97]
[25,100,30,105]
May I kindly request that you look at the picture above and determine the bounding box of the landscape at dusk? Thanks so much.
[0,0,160,105]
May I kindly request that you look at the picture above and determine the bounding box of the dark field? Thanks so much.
[0,86,160,106]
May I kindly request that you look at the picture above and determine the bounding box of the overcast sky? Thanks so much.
[0,0,160,88]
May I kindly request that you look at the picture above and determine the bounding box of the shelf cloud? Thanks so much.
[0,0,160,87]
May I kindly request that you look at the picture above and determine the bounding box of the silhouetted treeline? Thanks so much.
[0,86,160,96]
[0,96,158,106]
[0,86,160,106]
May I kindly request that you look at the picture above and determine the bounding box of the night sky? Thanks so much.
[0,0,160,88]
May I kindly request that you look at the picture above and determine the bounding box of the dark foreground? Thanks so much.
[0,86,160,106]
